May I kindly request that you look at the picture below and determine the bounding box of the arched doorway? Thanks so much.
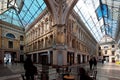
[57,53,63,66]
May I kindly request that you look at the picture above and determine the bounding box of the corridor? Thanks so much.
[0,62,120,80]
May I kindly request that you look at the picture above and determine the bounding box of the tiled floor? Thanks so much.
[96,63,120,80]
[5,77,20,80]
[0,62,120,80]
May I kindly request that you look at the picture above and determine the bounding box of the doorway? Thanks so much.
[103,56,109,62]
[77,55,81,64]
[57,53,63,66]
[67,52,74,65]
[42,55,48,65]
[38,52,48,65]
[4,53,11,63]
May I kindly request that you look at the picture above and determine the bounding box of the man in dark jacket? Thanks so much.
[79,67,93,80]
[89,57,93,70]
[24,57,37,80]
[93,57,97,69]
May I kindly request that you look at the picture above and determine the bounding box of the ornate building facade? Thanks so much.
[25,8,98,66]
[0,21,24,63]
[98,35,119,63]
[0,0,98,65]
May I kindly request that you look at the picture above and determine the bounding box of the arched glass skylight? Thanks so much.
[74,0,120,42]
[0,0,46,28]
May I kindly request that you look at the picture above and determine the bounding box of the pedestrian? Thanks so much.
[93,57,97,69]
[24,56,37,80]
[102,58,104,64]
[6,59,9,64]
[89,57,93,70]
[11,58,14,65]
[79,67,93,80]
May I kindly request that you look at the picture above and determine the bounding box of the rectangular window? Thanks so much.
[20,45,24,50]
[105,50,107,54]
[104,46,108,48]
[99,52,101,56]
[112,51,115,56]
[99,47,101,50]
[20,35,24,41]
[95,5,102,20]
[95,4,108,21]
[112,45,114,48]
[8,41,13,48]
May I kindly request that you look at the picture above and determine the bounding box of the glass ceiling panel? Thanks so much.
[0,0,120,43]
[87,18,94,28]
[74,0,120,43]
[0,0,46,28]
[74,0,103,42]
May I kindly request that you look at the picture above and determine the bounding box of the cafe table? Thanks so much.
[63,75,75,80]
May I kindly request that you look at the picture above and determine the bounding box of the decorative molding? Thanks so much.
[44,0,78,25]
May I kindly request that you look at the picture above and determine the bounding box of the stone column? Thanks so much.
[48,51,50,64]
[74,52,78,64]
[36,53,38,63]
[31,54,33,61]
[52,50,57,65]
[44,0,78,25]
[53,50,67,65]
[16,51,19,61]
[44,0,78,66]
[62,50,67,65]
[0,50,4,63]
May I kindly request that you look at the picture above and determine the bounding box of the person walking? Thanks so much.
[89,57,93,70]
[79,67,93,80]
[6,59,9,64]
[24,56,37,80]
[93,57,97,69]
[102,58,104,64]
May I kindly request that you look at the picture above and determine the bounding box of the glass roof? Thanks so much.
[0,0,46,28]
[74,0,120,42]
[0,0,120,43]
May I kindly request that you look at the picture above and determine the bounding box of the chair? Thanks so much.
[21,73,26,80]
[56,68,62,79]
[90,70,97,80]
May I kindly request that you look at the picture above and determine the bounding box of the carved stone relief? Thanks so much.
[44,0,78,25]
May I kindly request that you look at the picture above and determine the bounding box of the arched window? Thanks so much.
[6,33,15,39]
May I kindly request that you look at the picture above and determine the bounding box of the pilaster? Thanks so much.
[0,50,4,63]
[44,0,78,66]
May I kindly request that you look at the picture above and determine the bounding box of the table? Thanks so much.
[63,75,75,80]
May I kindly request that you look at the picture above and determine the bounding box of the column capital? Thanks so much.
[44,0,78,25]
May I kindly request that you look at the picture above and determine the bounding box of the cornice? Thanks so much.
[25,8,48,32]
